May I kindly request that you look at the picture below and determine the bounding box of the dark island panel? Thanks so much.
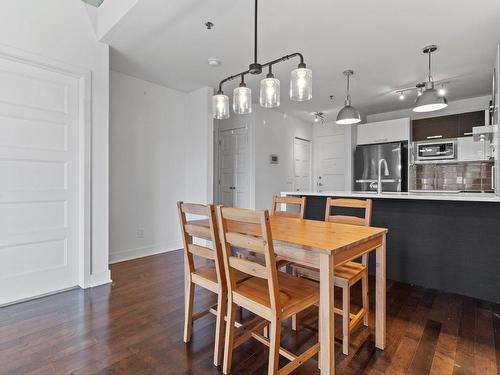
[302,195,500,303]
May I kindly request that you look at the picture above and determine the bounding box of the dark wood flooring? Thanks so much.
[1,250,499,374]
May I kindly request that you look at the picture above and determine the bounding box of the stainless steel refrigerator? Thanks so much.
[354,141,408,192]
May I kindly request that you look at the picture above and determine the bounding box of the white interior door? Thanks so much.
[293,138,312,191]
[0,55,80,305]
[219,127,250,208]
[315,134,347,191]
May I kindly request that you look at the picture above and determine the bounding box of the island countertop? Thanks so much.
[281,190,500,203]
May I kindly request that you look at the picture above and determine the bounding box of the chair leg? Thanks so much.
[362,273,369,327]
[342,285,350,355]
[291,267,298,331]
[183,281,195,343]
[223,301,237,375]
[213,291,227,366]
[268,317,282,375]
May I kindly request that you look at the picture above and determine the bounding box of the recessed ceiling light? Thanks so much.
[399,92,405,101]
[208,58,222,67]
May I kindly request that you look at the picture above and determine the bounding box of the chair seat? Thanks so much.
[291,261,367,287]
[335,262,366,285]
[192,265,249,293]
[233,271,320,320]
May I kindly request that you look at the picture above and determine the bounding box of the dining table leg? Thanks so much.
[319,252,335,375]
[375,233,386,350]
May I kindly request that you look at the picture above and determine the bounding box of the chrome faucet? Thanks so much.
[377,159,390,194]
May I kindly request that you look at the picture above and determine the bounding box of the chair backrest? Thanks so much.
[324,198,372,227]
[271,196,306,219]
[177,201,225,288]
[216,206,280,314]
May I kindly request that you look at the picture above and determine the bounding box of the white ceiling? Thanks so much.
[106,0,500,122]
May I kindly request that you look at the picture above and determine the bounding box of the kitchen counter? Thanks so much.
[280,191,500,302]
[281,190,500,202]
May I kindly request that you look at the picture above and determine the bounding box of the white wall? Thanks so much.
[0,0,110,286]
[185,87,214,204]
[253,109,312,210]
[366,95,490,123]
[109,71,213,263]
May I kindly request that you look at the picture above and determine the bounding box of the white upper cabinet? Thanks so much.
[356,118,410,145]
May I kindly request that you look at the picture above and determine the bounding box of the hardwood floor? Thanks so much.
[0,250,499,374]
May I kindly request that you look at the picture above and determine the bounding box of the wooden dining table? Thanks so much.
[194,215,388,375]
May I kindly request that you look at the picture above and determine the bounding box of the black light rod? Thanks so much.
[254,0,258,64]
[261,52,304,69]
[218,69,250,93]
[217,52,305,93]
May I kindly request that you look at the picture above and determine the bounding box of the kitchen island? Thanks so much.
[281,190,500,302]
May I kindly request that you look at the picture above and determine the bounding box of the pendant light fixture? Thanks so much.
[413,45,448,113]
[213,0,312,119]
[212,93,230,119]
[290,66,312,101]
[260,66,280,108]
[233,75,252,114]
[336,70,361,125]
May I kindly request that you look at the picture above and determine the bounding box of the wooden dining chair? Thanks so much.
[271,196,306,218]
[237,196,304,270]
[177,201,247,366]
[216,206,320,375]
[291,197,372,355]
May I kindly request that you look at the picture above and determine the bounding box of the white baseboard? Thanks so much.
[89,269,112,287]
[109,241,182,264]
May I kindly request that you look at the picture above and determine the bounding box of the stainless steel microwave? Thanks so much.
[415,139,456,160]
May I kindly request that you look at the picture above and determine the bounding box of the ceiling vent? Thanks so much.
[81,0,105,7]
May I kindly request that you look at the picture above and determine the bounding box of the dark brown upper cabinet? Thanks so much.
[412,114,459,141]
[412,111,485,141]
[458,111,485,137]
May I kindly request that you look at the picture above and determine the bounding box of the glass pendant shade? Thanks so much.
[290,68,312,101]
[233,86,252,114]
[212,94,229,119]
[413,83,448,112]
[260,77,280,108]
[336,101,361,125]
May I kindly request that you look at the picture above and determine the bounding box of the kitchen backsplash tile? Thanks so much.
[413,161,494,192]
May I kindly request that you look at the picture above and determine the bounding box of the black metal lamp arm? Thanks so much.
[216,52,306,94]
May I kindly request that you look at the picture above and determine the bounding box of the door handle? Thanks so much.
[426,135,443,139]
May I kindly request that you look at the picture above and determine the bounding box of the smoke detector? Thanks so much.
[208,58,222,67]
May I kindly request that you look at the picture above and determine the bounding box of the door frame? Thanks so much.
[293,137,313,191]
[0,44,92,291]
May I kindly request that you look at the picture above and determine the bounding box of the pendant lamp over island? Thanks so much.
[336,70,361,125]
[413,45,448,113]
[213,0,312,119]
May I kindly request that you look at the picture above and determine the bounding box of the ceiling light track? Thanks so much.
[213,0,312,119]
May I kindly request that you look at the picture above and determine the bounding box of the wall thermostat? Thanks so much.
[270,154,279,164]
